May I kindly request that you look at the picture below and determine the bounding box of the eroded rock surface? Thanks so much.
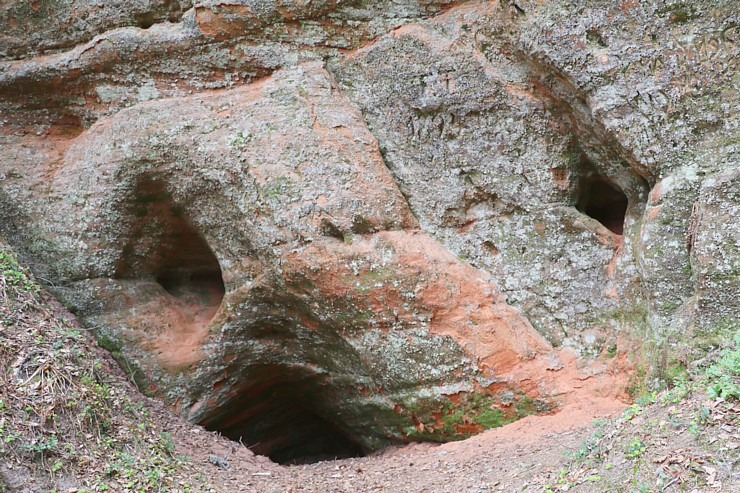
[0,0,737,464]
[330,0,738,348]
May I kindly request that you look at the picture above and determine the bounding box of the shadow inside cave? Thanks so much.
[198,364,367,465]
[577,176,629,235]
[113,176,225,317]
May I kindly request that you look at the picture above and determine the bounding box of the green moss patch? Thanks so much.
[399,390,551,442]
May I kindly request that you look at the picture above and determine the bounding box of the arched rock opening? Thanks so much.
[576,176,629,235]
[198,364,366,465]
[114,177,225,327]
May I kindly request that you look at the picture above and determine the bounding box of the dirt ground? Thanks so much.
[179,394,626,493]
[168,381,737,493]
[133,338,737,493]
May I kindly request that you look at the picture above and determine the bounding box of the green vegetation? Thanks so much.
[0,249,39,294]
[472,408,505,428]
[705,334,740,400]
[641,329,739,403]
[566,419,608,464]
[354,265,395,293]
[657,3,698,24]
[622,403,643,421]
[0,241,207,491]
[401,390,550,442]
[332,305,374,332]
[228,130,253,148]
[542,334,739,492]
[625,437,647,459]
[259,176,294,201]
[690,318,739,352]
[597,305,649,336]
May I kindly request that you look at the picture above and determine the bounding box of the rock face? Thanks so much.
[1,0,737,463]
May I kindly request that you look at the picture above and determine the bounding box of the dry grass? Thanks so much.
[0,240,211,492]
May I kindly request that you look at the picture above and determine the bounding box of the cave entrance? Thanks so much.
[199,364,366,464]
[114,177,225,328]
[576,175,628,235]
[150,222,225,311]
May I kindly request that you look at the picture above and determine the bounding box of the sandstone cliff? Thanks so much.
[1,0,737,464]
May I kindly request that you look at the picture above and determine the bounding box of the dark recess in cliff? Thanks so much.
[114,176,225,312]
[198,364,366,464]
[577,176,629,235]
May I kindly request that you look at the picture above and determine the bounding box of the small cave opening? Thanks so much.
[114,177,225,318]
[134,12,156,29]
[576,175,629,235]
[150,225,225,311]
[199,364,366,465]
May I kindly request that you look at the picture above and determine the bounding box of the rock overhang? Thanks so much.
[18,63,574,463]
[1,0,736,466]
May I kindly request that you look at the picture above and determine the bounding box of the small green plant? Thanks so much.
[622,404,642,421]
[473,408,505,429]
[630,483,651,493]
[228,130,252,147]
[605,344,618,358]
[542,468,570,492]
[0,250,39,293]
[626,364,649,399]
[553,468,573,489]
[635,392,656,406]
[158,432,176,456]
[625,437,647,459]
[568,421,607,464]
[0,419,19,448]
[704,337,739,400]
[260,176,292,200]
[23,433,58,456]
[688,406,713,436]
[661,377,693,404]
[687,419,700,435]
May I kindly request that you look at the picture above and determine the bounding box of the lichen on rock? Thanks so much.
[0,0,737,466]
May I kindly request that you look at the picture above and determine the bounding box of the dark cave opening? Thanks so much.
[115,177,225,311]
[134,13,156,29]
[114,179,369,464]
[150,225,225,307]
[576,176,628,235]
[199,364,367,465]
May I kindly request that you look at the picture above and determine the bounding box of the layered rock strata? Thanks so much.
[1,0,737,463]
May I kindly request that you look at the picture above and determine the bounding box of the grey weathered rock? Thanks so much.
[690,165,740,336]
[0,0,463,123]
[2,62,565,462]
[330,0,738,349]
[0,0,193,60]
[329,2,645,350]
[0,0,737,463]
